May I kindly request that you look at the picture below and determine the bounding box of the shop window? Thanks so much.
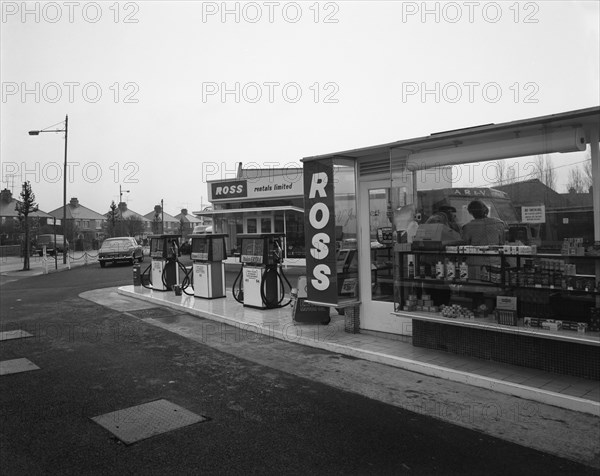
[261,217,272,234]
[246,218,257,234]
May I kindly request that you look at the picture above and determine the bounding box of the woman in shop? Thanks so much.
[461,200,506,284]
[461,200,506,245]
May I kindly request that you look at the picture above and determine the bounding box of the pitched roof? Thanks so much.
[107,202,150,222]
[143,210,180,223]
[47,198,106,220]
[0,189,53,218]
[174,209,203,224]
[494,179,567,209]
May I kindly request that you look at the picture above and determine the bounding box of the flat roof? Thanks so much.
[302,106,600,162]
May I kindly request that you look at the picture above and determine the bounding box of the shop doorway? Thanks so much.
[359,180,412,336]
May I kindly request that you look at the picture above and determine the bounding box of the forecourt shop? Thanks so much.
[302,106,600,380]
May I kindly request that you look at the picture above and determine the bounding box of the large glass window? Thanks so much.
[334,159,359,302]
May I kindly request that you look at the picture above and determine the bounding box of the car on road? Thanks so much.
[98,237,144,267]
[37,234,69,256]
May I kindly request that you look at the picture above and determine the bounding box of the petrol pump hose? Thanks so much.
[178,261,195,296]
[232,266,244,304]
[260,264,292,309]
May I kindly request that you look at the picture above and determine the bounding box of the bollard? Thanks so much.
[132,264,141,286]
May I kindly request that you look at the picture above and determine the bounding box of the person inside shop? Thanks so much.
[425,205,461,234]
[461,200,506,245]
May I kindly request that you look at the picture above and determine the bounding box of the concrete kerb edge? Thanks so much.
[116,286,600,417]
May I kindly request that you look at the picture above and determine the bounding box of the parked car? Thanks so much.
[98,237,143,267]
[37,234,69,256]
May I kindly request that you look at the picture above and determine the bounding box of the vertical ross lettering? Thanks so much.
[303,159,337,305]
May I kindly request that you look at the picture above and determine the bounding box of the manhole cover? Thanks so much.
[91,399,207,445]
[0,358,40,376]
[126,307,179,319]
[0,330,33,341]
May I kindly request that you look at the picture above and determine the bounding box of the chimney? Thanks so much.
[0,189,12,203]
[70,197,79,207]
[181,208,188,215]
[118,202,127,212]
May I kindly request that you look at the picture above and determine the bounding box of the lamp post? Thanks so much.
[29,115,68,264]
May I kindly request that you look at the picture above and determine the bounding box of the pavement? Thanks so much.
[0,252,97,278]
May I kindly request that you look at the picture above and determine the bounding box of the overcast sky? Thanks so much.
[1,1,598,215]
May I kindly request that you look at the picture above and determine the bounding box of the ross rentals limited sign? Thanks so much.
[210,176,303,201]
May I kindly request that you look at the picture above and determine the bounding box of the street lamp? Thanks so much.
[29,115,69,264]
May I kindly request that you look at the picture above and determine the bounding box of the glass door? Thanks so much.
[359,180,412,336]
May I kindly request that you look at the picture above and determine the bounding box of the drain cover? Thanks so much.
[0,358,40,376]
[0,330,33,341]
[91,399,207,444]
[126,308,180,319]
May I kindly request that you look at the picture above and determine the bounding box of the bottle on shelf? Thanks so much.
[446,259,455,281]
[435,261,444,280]
[459,259,469,282]
[408,260,415,278]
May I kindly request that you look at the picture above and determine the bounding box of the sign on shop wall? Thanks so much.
[522,205,546,223]
[209,174,304,201]
[303,158,338,305]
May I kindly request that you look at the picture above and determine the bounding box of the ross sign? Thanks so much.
[211,180,248,200]
[303,158,338,305]
[209,174,304,201]
[522,205,546,224]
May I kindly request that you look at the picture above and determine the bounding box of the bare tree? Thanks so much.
[494,160,517,186]
[15,181,38,270]
[566,167,586,193]
[124,216,145,238]
[582,154,593,191]
[532,154,556,190]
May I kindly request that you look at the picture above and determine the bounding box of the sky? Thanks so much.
[1,0,599,216]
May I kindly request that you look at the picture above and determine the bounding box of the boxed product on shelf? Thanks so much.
[540,319,562,331]
[560,320,580,331]
[523,317,541,328]
[561,238,585,256]
[495,309,517,326]
[577,323,589,334]
[496,295,517,311]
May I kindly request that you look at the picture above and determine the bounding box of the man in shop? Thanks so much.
[461,200,506,245]
[425,205,461,234]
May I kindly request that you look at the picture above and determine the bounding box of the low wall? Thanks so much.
[0,245,21,257]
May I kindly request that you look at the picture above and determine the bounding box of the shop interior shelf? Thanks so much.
[395,248,600,260]
[397,278,600,295]
[392,310,600,346]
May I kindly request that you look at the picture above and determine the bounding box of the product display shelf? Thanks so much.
[392,310,600,346]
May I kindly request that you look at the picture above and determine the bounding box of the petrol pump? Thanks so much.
[187,233,228,299]
[145,234,182,291]
[232,233,291,309]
